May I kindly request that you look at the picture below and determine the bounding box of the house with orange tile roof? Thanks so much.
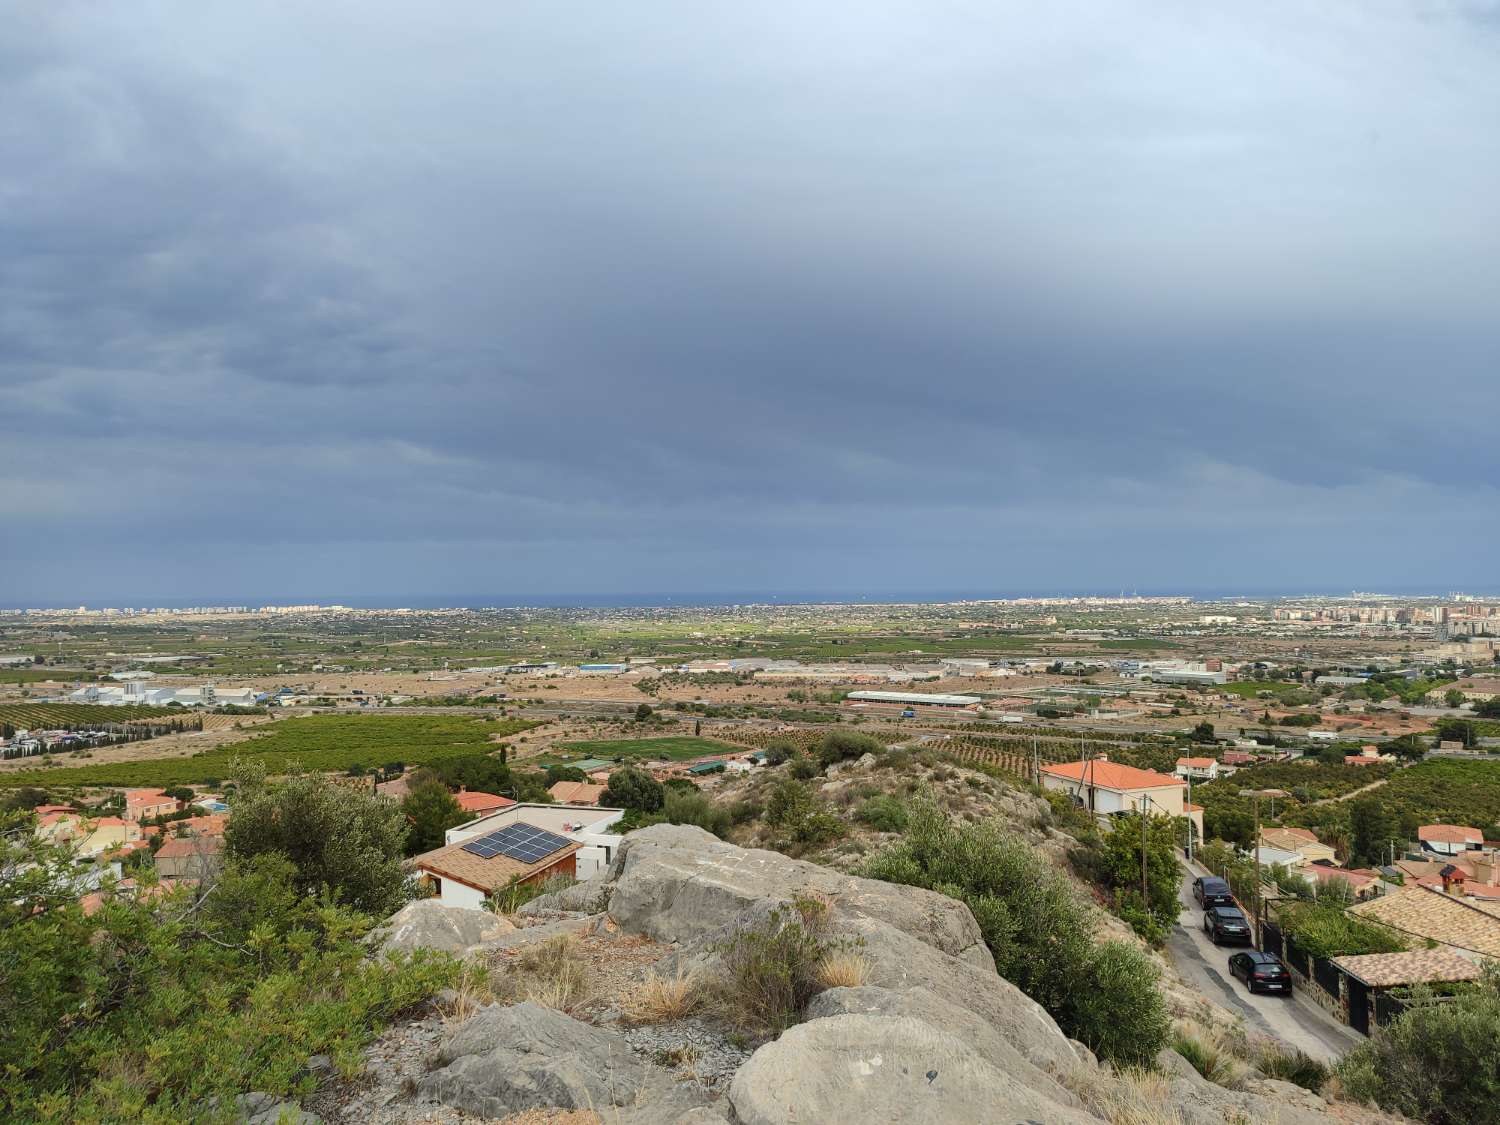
[1041,756,1203,838]
[1418,824,1484,857]
[1259,826,1338,866]
[454,789,516,818]
[154,834,223,881]
[548,780,606,806]
[123,788,179,822]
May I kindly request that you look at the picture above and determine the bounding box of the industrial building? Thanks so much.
[844,690,982,712]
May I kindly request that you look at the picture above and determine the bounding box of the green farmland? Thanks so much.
[0,714,535,789]
[0,703,184,728]
[549,736,745,763]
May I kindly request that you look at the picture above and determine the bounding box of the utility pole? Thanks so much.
[1186,770,1195,863]
[1252,792,1263,950]
[1140,795,1150,907]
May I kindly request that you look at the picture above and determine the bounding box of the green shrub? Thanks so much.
[763,739,798,766]
[715,897,847,1032]
[858,799,1170,1067]
[817,730,884,767]
[600,766,665,812]
[764,778,845,854]
[1172,1028,1235,1084]
[619,789,734,838]
[1337,969,1500,1123]
[0,820,456,1122]
[1256,1044,1328,1092]
[224,764,411,916]
[854,794,908,833]
[1280,902,1406,958]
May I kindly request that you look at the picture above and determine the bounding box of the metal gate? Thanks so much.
[1374,992,1408,1028]
[1313,956,1342,999]
[1262,919,1284,959]
[1285,941,1309,976]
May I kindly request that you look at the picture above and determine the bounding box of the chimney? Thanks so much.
[1442,866,1466,895]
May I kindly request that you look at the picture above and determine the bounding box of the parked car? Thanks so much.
[1203,905,1253,945]
[1192,875,1234,909]
[1229,950,1292,994]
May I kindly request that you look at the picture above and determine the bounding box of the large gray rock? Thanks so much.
[235,1092,321,1124]
[728,1013,1097,1125]
[422,1002,647,1115]
[1154,1047,1332,1125]
[837,915,1081,1073]
[606,824,991,968]
[372,900,513,957]
[518,875,612,916]
[806,986,1080,1107]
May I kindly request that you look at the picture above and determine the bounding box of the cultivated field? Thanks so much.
[0,703,185,727]
[0,714,535,789]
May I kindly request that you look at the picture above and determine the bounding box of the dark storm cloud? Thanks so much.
[3,1,1499,602]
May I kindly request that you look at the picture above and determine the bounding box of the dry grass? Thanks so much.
[497,1110,603,1125]
[621,968,702,1024]
[439,962,493,1032]
[1063,1067,1183,1125]
[815,951,870,989]
[509,935,588,1011]
[1170,1020,1242,1087]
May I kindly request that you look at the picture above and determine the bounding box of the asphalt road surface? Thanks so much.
[1168,865,1363,1063]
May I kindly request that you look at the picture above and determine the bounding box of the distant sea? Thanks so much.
[8,587,1486,612]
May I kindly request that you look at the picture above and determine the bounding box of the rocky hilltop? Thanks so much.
[292,823,1406,1124]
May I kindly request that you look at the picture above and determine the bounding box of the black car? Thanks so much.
[1203,905,1253,945]
[1192,876,1234,909]
[1229,950,1292,994]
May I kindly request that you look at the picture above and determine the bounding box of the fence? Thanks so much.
[1313,956,1343,999]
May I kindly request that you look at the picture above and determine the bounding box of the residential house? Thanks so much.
[1418,824,1484,857]
[423,803,627,903]
[548,780,606,806]
[37,812,142,858]
[1348,883,1500,959]
[1259,826,1338,866]
[1331,951,1484,1036]
[1039,757,1203,839]
[154,834,223,880]
[1301,863,1382,901]
[453,789,515,818]
[1221,750,1257,767]
[1174,757,1221,781]
[124,788,178,822]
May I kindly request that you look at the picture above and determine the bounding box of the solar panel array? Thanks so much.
[460,822,572,864]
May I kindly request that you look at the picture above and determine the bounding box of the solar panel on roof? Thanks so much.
[459,822,572,864]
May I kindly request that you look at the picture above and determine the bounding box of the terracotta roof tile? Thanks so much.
[1332,950,1483,988]
[412,827,580,894]
[1419,824,1483,844]
[548,781,606,805]
[1349,885,1500,958]
[1041,759,1185,791]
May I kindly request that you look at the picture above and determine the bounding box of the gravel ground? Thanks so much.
[622,1019,751,1092]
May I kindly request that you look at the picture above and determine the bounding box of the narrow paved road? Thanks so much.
[1167,866,1363,1063]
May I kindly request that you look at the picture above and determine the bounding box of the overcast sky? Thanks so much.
[4,2,1499,605]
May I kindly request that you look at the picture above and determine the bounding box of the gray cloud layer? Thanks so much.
[4,2,1499,602]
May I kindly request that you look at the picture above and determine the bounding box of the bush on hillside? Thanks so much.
[1337,968,1500,1124]
[858,799,1170,1067]
[223,764,410,916]
[618,788,735,838]
[0,818,455,1121]
[402,778,467,856]
[854,794,908,833]
[715,896,852,1032]
[763,777,845,854]
[816,730,884,768]
[601,766,665,813]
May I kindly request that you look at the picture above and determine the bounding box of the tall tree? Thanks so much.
[402,779,467,856]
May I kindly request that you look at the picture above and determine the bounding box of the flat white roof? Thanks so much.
[847,690,981,706]
[448,802,623,843]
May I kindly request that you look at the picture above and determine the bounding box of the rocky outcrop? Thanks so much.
[422,1002,647,1115]
[605,824,993,969]
[728,1013,1097,1125]
[403,822,1393,1125]
[371,900,513,957]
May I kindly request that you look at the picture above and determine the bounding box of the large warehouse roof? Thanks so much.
[847,690,981,706]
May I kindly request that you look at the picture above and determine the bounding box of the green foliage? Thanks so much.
[551,736,744,762]
[1256,1044,1329,1092]
[0,715,536,788]
[763,739,798,766]
[1092,812,1182,943]
[858,800,1169,1066]
[816,729,884,768]
[401,779,467,856]
[1349,795,1399,866]
[600,766,665,812]
[1335,758,1500,843]
[224,767,411,916]
[617,787,748,838]
[1279,901,1405,959]
[488,871,577,914]
[1337,967,1500,1124]
[854,794,908,833]
[421,752,550,803]
[0,823,456,1122]
[1172,1028,1235,1084]
[763,777,845,853]
[715,897,846,1032]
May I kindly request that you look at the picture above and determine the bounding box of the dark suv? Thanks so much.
[1203,905,1253,945]
[1192,876,1234,909]
[1229,950,1292,994]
